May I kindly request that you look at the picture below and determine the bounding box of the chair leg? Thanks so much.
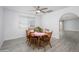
[33,45,35,50]
[38,47,40,50]
[26,39,31,46]
[25,38,28,43]
[49,42,52,48]
[44,46,46,52]
[26,39,29,45]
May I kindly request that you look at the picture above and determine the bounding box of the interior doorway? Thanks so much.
[59,13,79,41]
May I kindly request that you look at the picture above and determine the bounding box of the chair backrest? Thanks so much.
[46,32,52,38]
[41,32,52,41]
[49,32,52,38]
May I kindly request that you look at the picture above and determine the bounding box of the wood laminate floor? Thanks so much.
[0,36,79,52]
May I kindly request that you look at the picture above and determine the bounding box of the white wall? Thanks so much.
[42,7,79,39]
[35,15,43,27]
[3,8,37,40]
[0,7,4,48]
[4,9,32,40]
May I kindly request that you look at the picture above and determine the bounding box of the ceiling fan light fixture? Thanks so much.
[36,10,40,13]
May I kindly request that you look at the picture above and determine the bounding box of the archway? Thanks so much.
[59,13,79,39]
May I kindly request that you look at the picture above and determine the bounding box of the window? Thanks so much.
[64,19,79,31]
[19,16,35,29]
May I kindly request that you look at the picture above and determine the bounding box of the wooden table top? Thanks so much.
[31,32,48,36]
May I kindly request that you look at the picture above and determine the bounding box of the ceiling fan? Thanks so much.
[30,6,53,14]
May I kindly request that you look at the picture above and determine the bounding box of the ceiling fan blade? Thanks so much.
[41,8,48,10]
[46,10,53,13]
[41,10,46,13]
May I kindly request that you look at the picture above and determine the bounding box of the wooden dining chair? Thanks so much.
[26,30,31,45]
[40,32,52,51]
[29,35,38,49]
[46,32,52,48]
[26,30,29,43]
[26,29,35,45]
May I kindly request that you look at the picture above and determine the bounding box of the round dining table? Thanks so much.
[30,32,48,48]
[31,32,47,36]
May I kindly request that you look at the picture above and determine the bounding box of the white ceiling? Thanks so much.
[4,6,68,15]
